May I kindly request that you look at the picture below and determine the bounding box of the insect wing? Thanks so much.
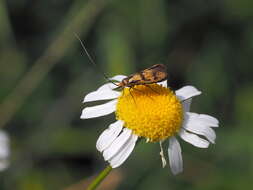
[140,64,167,83]
[119,64,168,87]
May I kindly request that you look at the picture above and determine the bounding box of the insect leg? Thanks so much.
[145,84,160,95]
[129,87,137,106]
[131,86,155,102]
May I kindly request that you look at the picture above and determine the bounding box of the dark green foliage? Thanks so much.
[0,0,253,189]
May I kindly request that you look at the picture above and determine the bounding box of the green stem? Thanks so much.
[86,165,112,190]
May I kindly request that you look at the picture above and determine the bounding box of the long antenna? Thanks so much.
[74,33,120,87]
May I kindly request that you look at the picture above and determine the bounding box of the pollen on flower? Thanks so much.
[116,84,183,142]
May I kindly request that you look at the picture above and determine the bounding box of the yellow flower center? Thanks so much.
[116,84,183,142]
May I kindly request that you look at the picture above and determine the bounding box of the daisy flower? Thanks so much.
[81,75,219,175]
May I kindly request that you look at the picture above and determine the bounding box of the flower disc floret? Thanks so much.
[116,84,183,142]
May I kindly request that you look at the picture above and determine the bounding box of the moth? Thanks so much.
[117,64,167,88]
[75,34,168,89]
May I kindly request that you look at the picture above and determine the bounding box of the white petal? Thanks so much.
[96,120,124,152]
[97,83,118,91]
[80,99,117,119]
[176,86,201,101]
[183,112,216,143]
[157,80,167,87]
[83,90,120,103]
[179,129,209,148]
[182,98,192,112]
[183,123,216,144]
[109,134,138,168]
[185,112,219,127]
[0,159,9,171]
[0,145,9,158]
[110,75,127,82]
[199,114,219,127]
[0,131,10,158]
[168,137,183,175]
[0,131,9,143]
[103,128,132,161]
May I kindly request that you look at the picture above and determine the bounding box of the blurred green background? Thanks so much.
[0,0,253,189]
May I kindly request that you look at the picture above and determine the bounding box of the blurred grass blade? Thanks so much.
[0,0,110,128]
